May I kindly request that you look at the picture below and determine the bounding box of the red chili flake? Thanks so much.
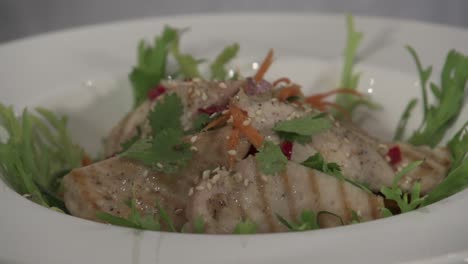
[280,141,293,160]
[198,104,228,115]
[387,146,402,165]
[147,85,167,101]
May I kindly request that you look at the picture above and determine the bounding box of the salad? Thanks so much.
[0,15,467,234]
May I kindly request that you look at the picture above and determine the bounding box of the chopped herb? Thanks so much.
[190,113,211,134]
[193,216,205,234]
[157,201,177,232]
[120,126,142,152]
[446,122,468,171]
[301,153,371,193]
[276,210,320,231]
[405,48,468,147]
[0,104,83,208]
[121,94,193,174]
[273,113,332,143]
[255,141,288,175]
[129,26,179,107]
[380,161,425,213]
[350,210,362,224]
[171,31,203,79]
[335,15,379,118]
[210,43,240,80]
[233,219,257,234]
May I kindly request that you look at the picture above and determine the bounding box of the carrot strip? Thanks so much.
[321,102,351,119]
[277,85,303,102]
[227,128,240,168]
[254,49,274,83]
[272,77,291,87]
[203,113,230,131]
[230,105,264,148]
[305,88,362,103]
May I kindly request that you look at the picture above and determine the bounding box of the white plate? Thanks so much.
[1,13,468,264]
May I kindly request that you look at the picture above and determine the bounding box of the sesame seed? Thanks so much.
[243,179,249,187]
[209,112,218,118]
[196,185,205,191]
[227,149,237,156]
[271,98,278,102]
[344,138,350,143]
[335,122,341,127]
[190,135,198,143]
[255,109,263,116]
[227,116,234,123]
[207,182,212,190]
[345,153,351,157]
[213,166,220,172]
[194,90,201,97]
[202,170,211,180]
[226,135,230,140]
[211,174,220,183]
[261,175,268,182]
[221,110,229,115]
[174,208,183,215]
[242,119,251,126]
[201,92,208,101]
[188,188,194,196]
[261,118,266,123]
[193,78,201,82]
[219,82,227,89]
[385,156,391,162]
[156,162,164,169]
[190,146,199,152]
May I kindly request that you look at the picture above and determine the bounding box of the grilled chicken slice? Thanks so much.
[104,80,244,156]
[64,126,250,230]
[233,97,451,194]
[186,156,384,234]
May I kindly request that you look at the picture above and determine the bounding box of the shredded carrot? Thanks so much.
[203,113,230,131]
[277,85,303,102]
[81,153,92,166]
[272,77,291,87]
[230,105,264,149]
[227,128,240,168]
[254,49,274,83]
[305,88,363,116]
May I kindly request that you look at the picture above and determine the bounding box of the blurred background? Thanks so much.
[1,0,468,43]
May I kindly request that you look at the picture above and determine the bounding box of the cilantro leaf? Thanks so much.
[120,126,142,152]
[210,43,240,80]
[406,48,468,147]
[233,219,257,234]
[273,114,332,143]
[149,93,184,132]
[129,26,179,107]
[0,104,83,208]
[380,161,425,213]
[276,210,320,231]
[301,153,371,193]
[171,32,203,79]
[255,141,288,175]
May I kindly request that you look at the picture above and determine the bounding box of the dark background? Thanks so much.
[1,0,468,43]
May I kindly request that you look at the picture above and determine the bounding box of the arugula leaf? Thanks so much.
[406,48,468,147]
[301,153,371,193]
[210,43,240,80]
[380,161,425,213]
[129,26,179,107]
[255,141,288,175]
[273,114,332,143]
[334,15,379,118]
[393,99,418,141]
[422,124,467,206]
[0,104,83,208]
[276,210,320,231]
[233,219,257,234]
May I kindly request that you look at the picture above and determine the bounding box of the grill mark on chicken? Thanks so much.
[280,170,298,221]
[254,169,276,232]
[338,181,352,223]
[307,170,321,210]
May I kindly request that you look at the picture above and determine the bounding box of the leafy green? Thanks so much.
[405,48,468,147]
[393,99,418,141]
[171,32,203,79]
[210,43,240,80]
[121,93,193,174]
[334,15,379,118]
[193,216,205,234]
[190,113,211,134]
[255,141,288,175]
[422,124,468,205]
[233,219,257,234]
[380,161,425,214]
[129,26,179,107]
[120,126,142,152]
[0,104,83,208]
[276,210,320,231]
[273,114,332,143]
[301,153,371,193]
[350,210,362,224]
